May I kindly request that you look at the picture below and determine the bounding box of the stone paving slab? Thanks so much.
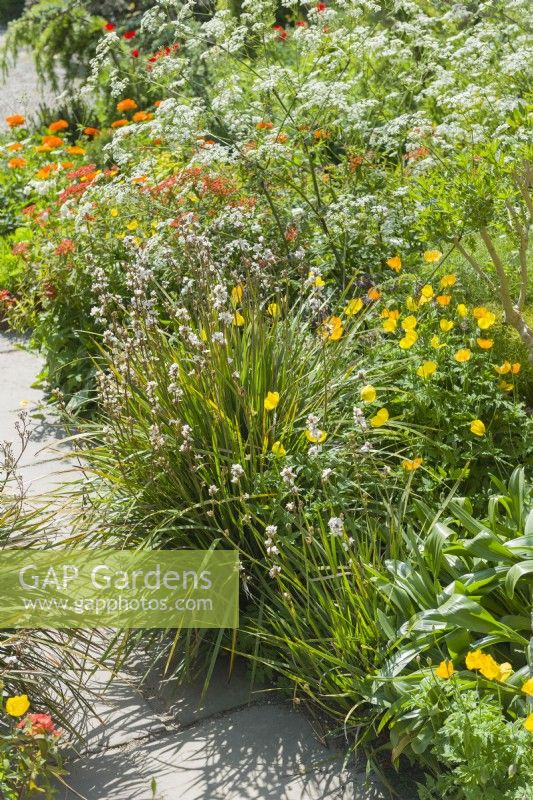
[0,331,74,493]
[61,703,386,800]
[69,667,168,755]
[141,654,259,726]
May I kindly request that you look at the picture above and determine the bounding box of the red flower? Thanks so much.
[285,225,298,241]
[123,30,136,40]
[316,2,326,10]
[67,163,97,181]
[295,20,307,27]
[43,283,57,300]
[54,239,75,256]
[131,49,140,57]
[11,241,30,256]
[273,25,288,40]
[103,22,115,31]
[0,289,16,308]
[17,714,61,736]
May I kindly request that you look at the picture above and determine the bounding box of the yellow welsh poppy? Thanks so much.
[370,408,389,428]
[470,419,486,437]
[386,255,402,272]
[264,391,280,411]
[424,249,442,263]
[435,660,455,679]
[417,361,437,379]
[454,348,471,362]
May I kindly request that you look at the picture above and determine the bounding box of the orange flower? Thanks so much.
[476,338,493,349]
[313,129,330,139]
[132,111,154,122]
[111,119,129,128]
[6,114,25,127]
[7,157,27,168]
[66,146,85,156]
[256,121,273,130]
[48,119,68,132]
[436,294,451,306]
[7,142,23,151]
[41,135,63,148]
[35,163,58,180]
[116,99,138,112]
[386,255,402,272]
[83,127,100,137]
[511,362,521,374]
[368,287,381,301]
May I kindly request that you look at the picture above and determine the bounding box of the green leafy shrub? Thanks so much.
[418,692,533,800]
[367,468,533,778]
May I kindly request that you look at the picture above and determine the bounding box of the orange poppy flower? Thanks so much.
[111,119,129,128]
[116,99,138,112]
[368,287,381,301]
[35,163,58,179]
[7,157,27,168]
[386,256,402,272]
[83,127,100,137]
[436,294,451,306]
[132,111,154,122]
[66,146,86,156]
[48,119,68,132]
[7,142,23,151]
[6,114,25,127]
[41,135,63,148]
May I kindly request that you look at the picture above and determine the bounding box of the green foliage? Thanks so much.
[370,468,533,773]
[0,228,31,293]
[418,692,533,800]
[1,0,104,90]
[0,0,24,26]
[0,0,532,791]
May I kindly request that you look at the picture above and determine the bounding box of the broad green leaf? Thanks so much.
[504,560,533,598]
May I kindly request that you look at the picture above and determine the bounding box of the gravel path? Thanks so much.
[0,34,58,123]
